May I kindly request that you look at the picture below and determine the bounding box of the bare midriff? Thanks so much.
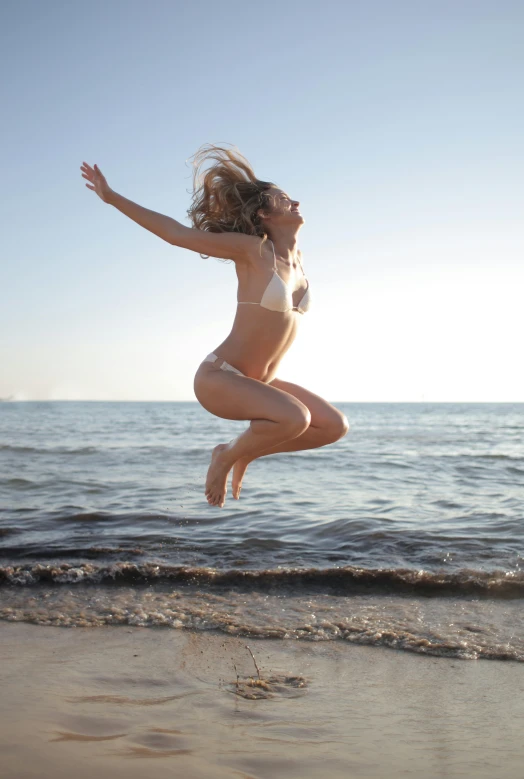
[210,303,301,383]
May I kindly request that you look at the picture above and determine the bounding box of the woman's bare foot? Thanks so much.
[205,443,233,508]
[232,456,251,499]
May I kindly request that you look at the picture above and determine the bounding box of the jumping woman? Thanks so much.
[80,144,349,508]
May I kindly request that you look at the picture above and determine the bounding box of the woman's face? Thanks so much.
[262,188,304,227]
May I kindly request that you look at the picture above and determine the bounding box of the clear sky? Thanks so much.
[1,0,522,402]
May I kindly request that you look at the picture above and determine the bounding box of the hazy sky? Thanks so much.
[1,0,522,402]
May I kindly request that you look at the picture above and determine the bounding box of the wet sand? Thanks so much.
[1,622,523,779]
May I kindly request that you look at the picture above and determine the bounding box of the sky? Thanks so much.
[1,0,522,402]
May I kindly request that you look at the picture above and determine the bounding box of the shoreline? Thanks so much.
[2,622,523,778]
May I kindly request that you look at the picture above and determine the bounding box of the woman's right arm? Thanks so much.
[107,190,256,260]
[81,161,256,262]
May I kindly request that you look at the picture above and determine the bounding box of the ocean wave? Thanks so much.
[1,561,523,597]
[0,575,522,662]
[0,443,101,455]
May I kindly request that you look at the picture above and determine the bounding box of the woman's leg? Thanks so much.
[194,364,311,507]
[231,378,349,498]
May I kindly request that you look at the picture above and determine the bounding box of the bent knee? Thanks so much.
[285,403,312,437]
[324,412,350,443]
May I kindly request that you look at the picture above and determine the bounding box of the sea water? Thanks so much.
[1,401,523,661]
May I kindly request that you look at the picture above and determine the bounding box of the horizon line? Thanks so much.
[2,399,523,405]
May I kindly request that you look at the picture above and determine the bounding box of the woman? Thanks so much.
[80,144,349,508]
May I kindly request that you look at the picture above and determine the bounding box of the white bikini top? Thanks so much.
[237,240,311,314]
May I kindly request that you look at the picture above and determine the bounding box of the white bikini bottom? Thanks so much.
[202,352,245,377]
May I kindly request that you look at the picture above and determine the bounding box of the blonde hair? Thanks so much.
[186,143,276,259]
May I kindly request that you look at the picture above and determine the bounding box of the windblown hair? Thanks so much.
[186,143,276,259]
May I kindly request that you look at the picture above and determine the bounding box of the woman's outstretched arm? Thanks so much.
[80,161,256,262]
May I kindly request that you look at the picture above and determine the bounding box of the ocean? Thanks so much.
[1,401,523,661]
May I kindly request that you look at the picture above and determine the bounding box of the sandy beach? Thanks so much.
[1,622,523,779]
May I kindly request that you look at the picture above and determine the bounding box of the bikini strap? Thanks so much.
[269,239,277,270]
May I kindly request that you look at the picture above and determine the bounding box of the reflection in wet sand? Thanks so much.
[67,691,200,706]
[49,730,127,742]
